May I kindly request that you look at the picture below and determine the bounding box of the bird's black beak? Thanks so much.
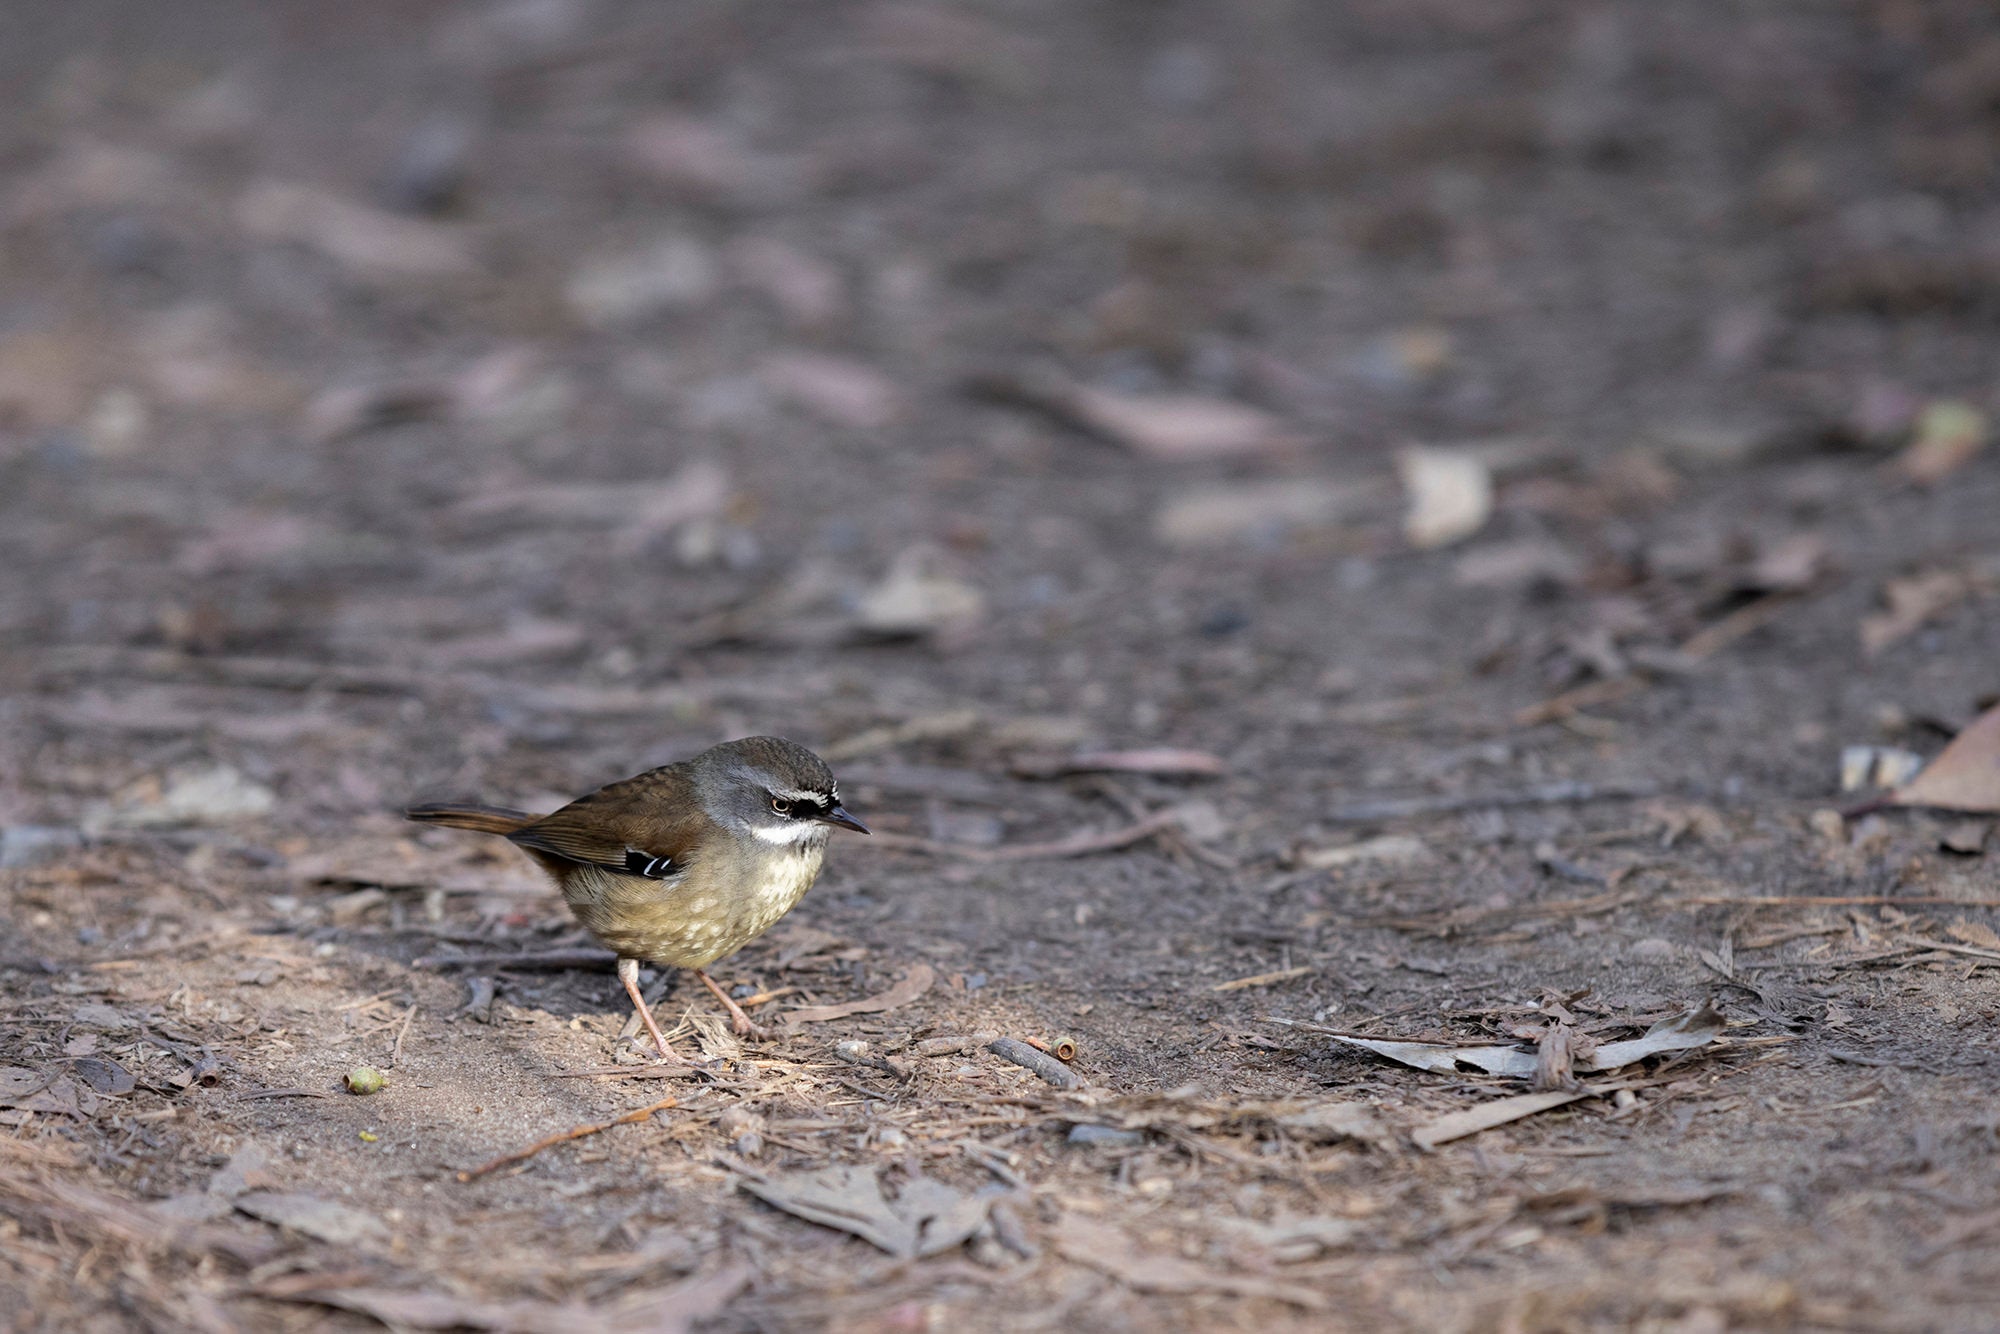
[818,805,870,835]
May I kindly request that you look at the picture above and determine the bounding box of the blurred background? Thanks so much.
[2,0,1998,842]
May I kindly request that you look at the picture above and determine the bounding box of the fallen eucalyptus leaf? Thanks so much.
[1411,1087,1596,1150]
[853,547,983,640]
[980,369,1305,460]
[738,1164,989,1259]
[236,1191,392,1247]
[1861,568,1976,657]
[1050,1215,1326,1309]
[1152,480,1363,547]
[1319,1005,1723,1080]
[785,964,934,1025]
[1891,703,2000,813]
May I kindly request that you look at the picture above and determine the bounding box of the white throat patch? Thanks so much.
[749,820,824,846]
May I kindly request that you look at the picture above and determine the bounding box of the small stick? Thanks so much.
[912,1031,1001,1057]
[414,948,615,971]
[988,1038,1083,1090]
[457,1096,678,1181]
[1663,895,2000,908]
[1513,678,1645,728]
[389,1005,417,1067]
[1514,595,1796,727]
[1212,965,1314,993]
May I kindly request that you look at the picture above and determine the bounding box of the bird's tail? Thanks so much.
[404,803,535,836]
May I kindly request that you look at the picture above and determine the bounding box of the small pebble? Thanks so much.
[1629,938,1676,961]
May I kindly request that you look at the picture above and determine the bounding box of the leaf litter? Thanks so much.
[737,1164,996,1260]
[1890,701,2000,813]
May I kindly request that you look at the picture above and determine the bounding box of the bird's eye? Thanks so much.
[770,796,794,816]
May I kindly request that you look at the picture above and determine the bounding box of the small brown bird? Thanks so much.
[407,736,867,1062]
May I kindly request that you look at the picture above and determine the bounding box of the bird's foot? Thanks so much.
[697,970,774,1042]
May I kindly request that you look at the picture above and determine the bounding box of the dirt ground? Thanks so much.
[5,2,2000,1330]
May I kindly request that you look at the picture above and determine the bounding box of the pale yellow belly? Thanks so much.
[556,849,824,969]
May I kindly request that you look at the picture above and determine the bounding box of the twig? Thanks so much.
[389,1005,417,1066]
[1662,895,2000,908]
[834,1040,910,1079]
[1211,966,1314,993]
[414,948,615,971]
[988,1038,1083,1090]
[237,1087,334,1100]
[1890,935,2000,965]
[1914,1209,2000,1266]
[1361,888,1646,932]
[1678,593,1797,660]
[912,1031,1001,1057]
[1513,595,1797,727]
[1513,678,1644,728]
[457,1096,679,1181]
[1322,781,1658,823]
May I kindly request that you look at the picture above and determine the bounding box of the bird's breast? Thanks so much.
[555,845,825,969]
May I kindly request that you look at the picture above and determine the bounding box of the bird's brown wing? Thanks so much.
[506,765,705,881]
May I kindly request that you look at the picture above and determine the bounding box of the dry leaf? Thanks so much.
[1893,704,2000,813]
[1861,569,1973,657]
[1050,1215,1327,1309]
[1897,400,1988,484]
[70,1057,134,1097]
[1452,537,1585,590]
[277,1267,748,1334]
[237,182,476,278]
[1321,1006,1723,1079]
[853,547,984,640]
[1297,834,1432,870]
[761,352,903,430]
[455,461,730,555]
[1151,480,1365,547]
[785,964,935,1024]
[1211,1213,1366,1264]
[985,370,1304,460]
[0,1069,94,1119]
[729,238,847,330]
[1399,446,1493,548]
[209,1143,279,1198]
[1269,1101,1393,1147]
[235,1191,392,1247]
[1744,532,1830,592]
[564,237,720,326]
[739,1165,989,1259]
[1411,1088,1595,1150]
[1948,919,2000,950]
[1941,821,1991,855]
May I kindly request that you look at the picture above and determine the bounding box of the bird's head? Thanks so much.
[697,736,869,847]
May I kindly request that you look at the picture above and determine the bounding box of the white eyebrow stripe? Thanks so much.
[771,787,828,805]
